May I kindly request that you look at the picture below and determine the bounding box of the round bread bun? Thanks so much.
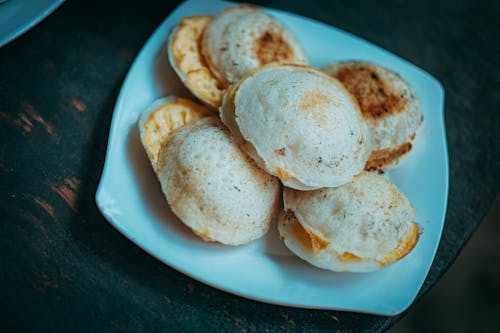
[279,172,420,272]
[156,116,281,245]
[168,16,224,109]
[322,61,423,170]
[220,64,370,190]
[138,96,210,171]
[201,5,308,85]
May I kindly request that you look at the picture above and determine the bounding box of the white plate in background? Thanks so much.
[96,0,448,315]
[0,0,64,48]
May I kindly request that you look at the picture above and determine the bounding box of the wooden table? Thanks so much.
[1,0,498,331]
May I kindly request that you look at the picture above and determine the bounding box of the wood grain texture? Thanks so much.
[0,0,498,332]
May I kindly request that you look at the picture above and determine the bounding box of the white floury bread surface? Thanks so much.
[279,172,420,272]
[220,64,370,190]
[156,117,281,245]
[201,5,308,85]
[322,61,423,170]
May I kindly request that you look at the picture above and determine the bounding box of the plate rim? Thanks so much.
[0,0,65,48]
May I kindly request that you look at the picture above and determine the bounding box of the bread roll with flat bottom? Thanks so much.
[220,64,370,190]
[201,5,308,85]
[156,117,281,245]
[322,61,423,170]
[279,172,420,272]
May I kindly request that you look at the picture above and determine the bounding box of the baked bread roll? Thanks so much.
[323,61,423,170]
[220,64,370,190]
[154,116,281,245]
[201,5,308,85]
[278,172,420,272]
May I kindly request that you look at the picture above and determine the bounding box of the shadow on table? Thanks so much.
[389,193,500,333]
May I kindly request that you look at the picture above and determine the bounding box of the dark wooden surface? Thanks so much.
[0,0,498,332]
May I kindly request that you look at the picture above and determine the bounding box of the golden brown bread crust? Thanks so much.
[253,30,295,65]
[140,96,210,171]
[169,16,224,108]
[378,221,420,266]
[281,209,420,268]
[192,228,216,242]
[334,63,408,119]
[282,210,329,254]
[298,90,333,110]
[365,140,413,171]
[274,166,292,181]
[338,252,362,263]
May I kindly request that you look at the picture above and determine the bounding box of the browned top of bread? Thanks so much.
[253,30,295,65]
[201,5,308,85]
[323,61,423,169]
[334,63,408,119]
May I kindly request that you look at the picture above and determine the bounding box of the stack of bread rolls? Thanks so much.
[139,5,423,272]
